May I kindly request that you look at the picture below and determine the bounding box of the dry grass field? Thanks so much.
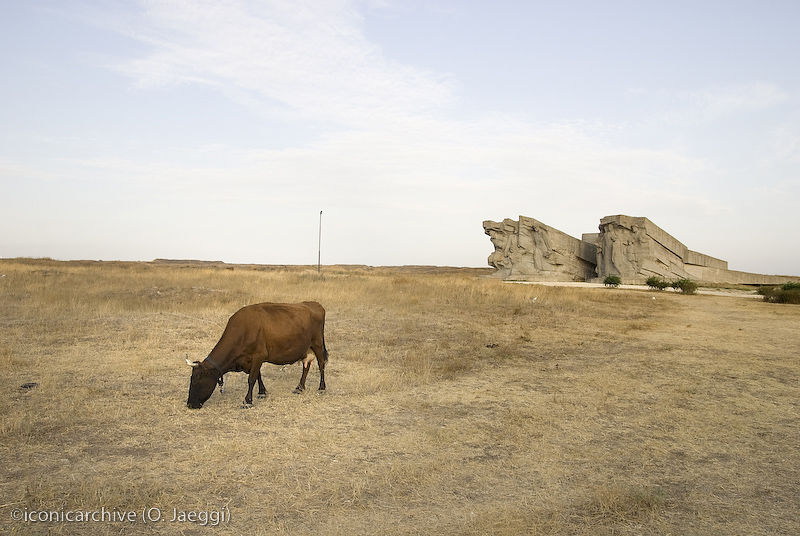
[1,258,798,535]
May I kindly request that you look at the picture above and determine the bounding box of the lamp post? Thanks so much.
[317,210,322,274]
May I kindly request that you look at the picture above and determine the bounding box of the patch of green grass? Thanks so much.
[646,276,670,291]
[671,279,698,295]
[758,285,800,304]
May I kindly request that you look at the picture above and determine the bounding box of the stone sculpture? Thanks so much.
[484,214,798,285]
[595,215,693,282]
[482,216,596,281]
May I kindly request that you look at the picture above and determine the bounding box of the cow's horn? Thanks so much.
[185,357,200,367]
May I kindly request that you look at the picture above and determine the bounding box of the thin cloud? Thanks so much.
[111,0,454,125]
[680,82,789,119]
[630,82,791,126]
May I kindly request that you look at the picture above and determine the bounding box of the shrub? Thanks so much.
[672,279,698,295]
[758,285,800,304]
[646,276,669,290]
[603,275,621,288]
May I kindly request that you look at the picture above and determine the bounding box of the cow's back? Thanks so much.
[300,300,326,326]
[222,302,323,365]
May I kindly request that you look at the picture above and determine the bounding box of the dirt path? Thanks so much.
[506,280,762,298]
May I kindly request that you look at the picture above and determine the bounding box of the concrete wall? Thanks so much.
[686,251,728,270]
[684,265,798,285]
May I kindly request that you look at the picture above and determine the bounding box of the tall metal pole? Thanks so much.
[317,210,322,273]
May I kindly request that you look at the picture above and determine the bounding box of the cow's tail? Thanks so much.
[322,327,329,363]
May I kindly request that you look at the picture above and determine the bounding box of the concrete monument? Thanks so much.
[482,216,596,281]
[484,214,797,285]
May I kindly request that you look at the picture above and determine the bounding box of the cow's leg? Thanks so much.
[244,364,260,407]
[257,370,267,398]
[293,354,314,394]
[311,343,326,391]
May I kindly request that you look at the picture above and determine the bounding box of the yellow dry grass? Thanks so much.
[0,258,798,535]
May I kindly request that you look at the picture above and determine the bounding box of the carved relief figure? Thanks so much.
[530,222,554,271]
[627,223,648,270]
[598,222,631,276]
[596,222,615,275]
[597,219,650,278]
[483,220,516,272]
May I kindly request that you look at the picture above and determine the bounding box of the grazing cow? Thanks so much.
[185,301,328,409]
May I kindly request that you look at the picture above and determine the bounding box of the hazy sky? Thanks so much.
[2,1,799,274]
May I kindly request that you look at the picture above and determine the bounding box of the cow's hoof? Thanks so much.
[241,403,253,409]
[257,393,267,399]
[292,387,304,394]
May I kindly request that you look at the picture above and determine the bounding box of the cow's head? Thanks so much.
[186,358,218,409]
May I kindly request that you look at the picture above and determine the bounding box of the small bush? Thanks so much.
[672,279,698,295]
[646,276,669,290]
[603,275,621,288]
[758,285,800,304]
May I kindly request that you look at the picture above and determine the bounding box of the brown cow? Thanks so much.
[185,301,328,409]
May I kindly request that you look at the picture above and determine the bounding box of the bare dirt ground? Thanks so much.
[1,259,798,535]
